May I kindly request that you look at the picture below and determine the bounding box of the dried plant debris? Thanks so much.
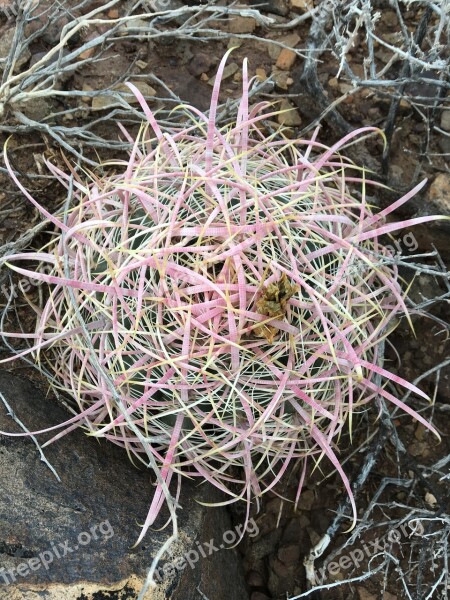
[255,272,299,343]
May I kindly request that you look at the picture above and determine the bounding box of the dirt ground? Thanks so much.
[0,1,449,599]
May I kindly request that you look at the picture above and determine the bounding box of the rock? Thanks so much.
[188,52,217,77]
[247,529,283,562]
[14,98,55,122]
[228,16,257,34]
[267,33,300,60]
[439,134,450,155]
[271,66,291,90]
[118,18,149,35]
[440,109,450,132]
[256,67,267,81]
[278,544,300,565]
[381,10,398,27]
[271,557,290,578]
[250,0,289,16]
[0,26,31,72]
[277,99,302,126]
[276,48,297,70]
[0,371,248,600]
[298,490,315,511]
[357,588,378,600]
[23,6,70,45]
[208,62,238,85]
[339,82,354,95]
[408,441,428,457]
[136,59,148,70]
[251,593,271,600]
[290,0,313,9]
[425,492,438,507]
[427,173,450,214]
[405,69,442,107]
[29,49,74,84]
[92,81,157,110]
[247,569,265,587]
[227,36,244,49]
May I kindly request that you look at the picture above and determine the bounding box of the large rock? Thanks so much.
[0,371,248,599]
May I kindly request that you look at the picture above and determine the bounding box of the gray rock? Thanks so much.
[250,0,289,16]
[0,371,248,599]
[0,26,31,72]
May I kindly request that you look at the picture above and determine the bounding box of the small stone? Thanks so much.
[440,109,450,132]
[107,8,119,18]
[81,83,95,103]
[92,81,157,110]
[118,18,148,35]
[276,48,297,70]
[271,556,290,578]
[251,0,289,17]
[427,173,450,214]
[256,67,267,81]
[357,588,378,600]
[390,165,403,181]
[399,98,410,109]
[381,10,398,27]
[0,27,31,71]
[200,73,209,82]
[297,488,315,510]
[227,36,244,49]
[266,496,283,514]
[248,529,283,561]
[135,60,148,70]
[383,32,403,44]
[188,52,216,77]
[277,101,302,127]
[208,62,238,85]
[408,441,427,457]
[271,66,290,90]
[267,33,300,60]
[414,422,428,441]
[339,82,354,95]
[328,77,339,88]
[290,0,313,9]
[286,77,294,86]
[278,544,300,565]
[438,135,450,155]
[15,98,53,122]
[229,16,257,34]
[425,492,438,507]
[247,570,265,587]
[78,46,96,60]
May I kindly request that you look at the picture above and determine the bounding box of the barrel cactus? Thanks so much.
[2,52,439,557]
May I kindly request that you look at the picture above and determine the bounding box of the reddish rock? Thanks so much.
[276,48,297,70]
